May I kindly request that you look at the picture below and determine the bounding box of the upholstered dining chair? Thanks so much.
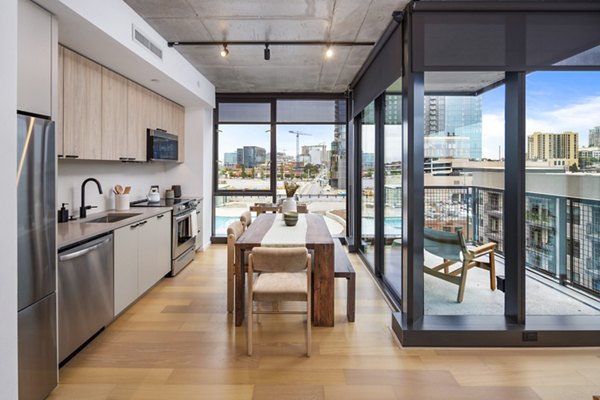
[226,220,245,313]
[246,247,311,357]
[240,210,252,229]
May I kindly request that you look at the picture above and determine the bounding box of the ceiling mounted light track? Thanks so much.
[168,40,375,47]
[220,44,229,57]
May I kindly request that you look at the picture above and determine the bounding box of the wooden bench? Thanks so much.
[333,239,355,322]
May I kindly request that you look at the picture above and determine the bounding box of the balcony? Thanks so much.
[422,186,600,315]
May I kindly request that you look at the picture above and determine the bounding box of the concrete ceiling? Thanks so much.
[124,0,410,93]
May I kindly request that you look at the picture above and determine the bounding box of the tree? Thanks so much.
[241,164,247,178]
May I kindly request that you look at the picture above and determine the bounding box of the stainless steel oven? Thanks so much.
[172,205,196,275]
[131,197,197,275]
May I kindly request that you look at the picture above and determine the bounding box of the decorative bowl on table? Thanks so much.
[283,211,299,226]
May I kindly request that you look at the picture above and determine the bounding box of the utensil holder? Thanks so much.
[115,194,130,211]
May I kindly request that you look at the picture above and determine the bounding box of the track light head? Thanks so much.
[325,46,333,58]
[264,44,270,61]
[220,44,229,57]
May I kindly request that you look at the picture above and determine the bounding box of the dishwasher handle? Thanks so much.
[59,237,112,262]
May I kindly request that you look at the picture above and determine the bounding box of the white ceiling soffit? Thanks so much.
[124,0,410,93]
[425,72,507,95]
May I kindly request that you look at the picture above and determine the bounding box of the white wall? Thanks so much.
[201,107,214,247]
[0,0,19,398]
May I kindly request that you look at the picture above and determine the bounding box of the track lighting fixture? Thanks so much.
[264,44,270,60]
[325,46,333,58]
[220,44,229,57]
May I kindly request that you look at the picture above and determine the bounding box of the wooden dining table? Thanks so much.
[235,213,335,327]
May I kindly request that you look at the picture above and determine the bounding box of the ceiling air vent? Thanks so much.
[132,25,163,60]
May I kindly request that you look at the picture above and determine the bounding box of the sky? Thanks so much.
[481,71,600,159]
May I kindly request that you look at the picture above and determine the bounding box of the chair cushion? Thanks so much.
[253,272,308,302]
[251,247,308,272]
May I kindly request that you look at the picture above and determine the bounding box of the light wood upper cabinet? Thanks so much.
[101,67,128,161]
[62,47,102,160]
[59,47,184,162]
[157,94,173,133]
[126,81,148,162]
[57,45,64,157]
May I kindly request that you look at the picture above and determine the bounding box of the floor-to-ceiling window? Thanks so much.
[525,71,600,315]
[423,72,506,315]
[383,79,403,300]
[360,102,376,267]
[213,97,347,239]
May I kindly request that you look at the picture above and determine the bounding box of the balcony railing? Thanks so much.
[423,186,600,298]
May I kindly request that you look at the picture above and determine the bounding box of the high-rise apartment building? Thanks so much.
[527,131,579,167]
[589,126,600,147]
[424,96,482,159]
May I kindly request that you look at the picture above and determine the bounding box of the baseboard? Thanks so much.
[392,312,600,347]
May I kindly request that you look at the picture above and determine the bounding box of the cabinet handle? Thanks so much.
[65,155,79,159]
[130,223,139,228]
[128,157,136,161]
[58,155,64,158]
[119,157,128,161]
[157,214,165,219]
[139,220,148,225]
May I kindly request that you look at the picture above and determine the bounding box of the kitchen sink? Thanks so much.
[86,213,142,223]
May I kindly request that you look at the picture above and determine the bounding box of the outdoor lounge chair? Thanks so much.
[423,227,496,303]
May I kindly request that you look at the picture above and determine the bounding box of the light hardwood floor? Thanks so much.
[49,244,600,400]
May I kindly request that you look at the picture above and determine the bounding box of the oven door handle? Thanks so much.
[175,211,194,222]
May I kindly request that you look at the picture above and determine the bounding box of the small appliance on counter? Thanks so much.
[165,189,175,199]
[172,185,181,198]
[147,186,160,203]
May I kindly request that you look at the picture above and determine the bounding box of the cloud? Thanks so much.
[526,95,600,142]
[482,113,505,159]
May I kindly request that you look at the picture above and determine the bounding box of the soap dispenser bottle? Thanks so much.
[58,203,69,223]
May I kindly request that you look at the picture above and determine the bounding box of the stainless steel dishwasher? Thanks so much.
[58,233,114,363]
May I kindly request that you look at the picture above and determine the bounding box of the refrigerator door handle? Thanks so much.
[58,237,111,262]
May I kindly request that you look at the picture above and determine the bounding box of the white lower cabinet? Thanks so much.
[114,211,171,315]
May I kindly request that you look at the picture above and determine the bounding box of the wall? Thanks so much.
[0,0,19,397]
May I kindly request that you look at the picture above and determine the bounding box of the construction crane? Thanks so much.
[289,130,312,173]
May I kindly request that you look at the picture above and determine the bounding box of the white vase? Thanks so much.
[281,197,297,213]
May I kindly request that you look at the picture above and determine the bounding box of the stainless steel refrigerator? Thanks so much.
[17,113,57,400]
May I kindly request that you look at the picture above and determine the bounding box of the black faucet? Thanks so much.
[80,178,103,218]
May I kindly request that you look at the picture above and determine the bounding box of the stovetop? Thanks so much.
[131,197,197,215]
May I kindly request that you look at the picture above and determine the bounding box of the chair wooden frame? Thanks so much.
[247,247,312,357]
[226,221,245,313]
[424,227,496,303]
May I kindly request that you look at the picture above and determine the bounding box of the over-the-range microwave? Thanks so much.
[147,129,178,161]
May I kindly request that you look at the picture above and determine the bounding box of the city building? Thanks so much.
[527,131,579,167]
[301,144,327,165]
[223,152,237,167]
[589,126,600,147]
[424,96,483,159]
[236,146,267,168]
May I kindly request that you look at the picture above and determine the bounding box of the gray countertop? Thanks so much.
[57,207,172,250]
